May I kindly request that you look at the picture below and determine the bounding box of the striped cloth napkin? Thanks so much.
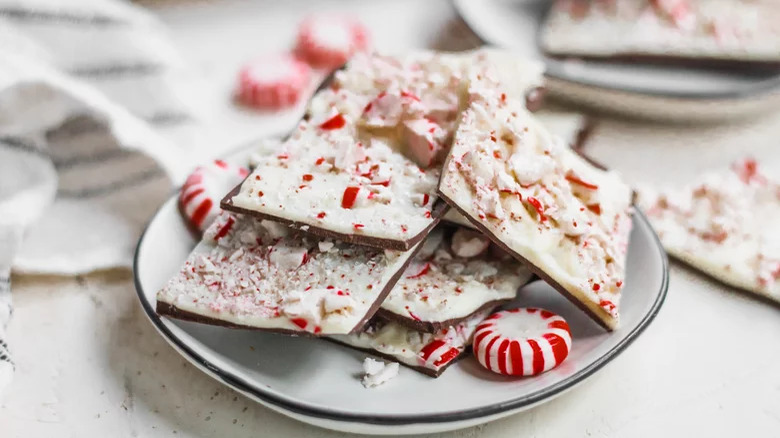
[0,0,212,395]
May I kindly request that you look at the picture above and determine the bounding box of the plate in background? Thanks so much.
[453,0,780,120]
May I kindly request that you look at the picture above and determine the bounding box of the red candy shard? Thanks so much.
[526,196,547,222]
[433,347,460,367]
[290,318,308,330]
[420,339,447,361]
[341,186,361,209]
[214,216,236,240]
[565,171,599,190]
[320,113,346,130]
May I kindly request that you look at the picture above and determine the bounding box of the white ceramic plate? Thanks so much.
[133,148,668,435]
[453,0,780,120]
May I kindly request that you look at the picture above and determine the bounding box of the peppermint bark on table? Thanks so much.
[541,0,780,67]
[378,227,533,333]
[156,212,419,335]
[637,158,780,303]
[224,51,544,251]
[438,76,633,330]
[329,308,492,377]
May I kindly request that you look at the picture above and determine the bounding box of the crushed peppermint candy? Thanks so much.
[439,72,633,330]
[442,110,593,230]
[380,228,533,326]
[156,212,418,334]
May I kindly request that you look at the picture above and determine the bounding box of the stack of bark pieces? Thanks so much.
[156,49,634,377]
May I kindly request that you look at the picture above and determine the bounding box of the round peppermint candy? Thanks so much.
[473,308,572,377]
[294,15,369,70]
[236,54,311,110]
[179,160,249,233]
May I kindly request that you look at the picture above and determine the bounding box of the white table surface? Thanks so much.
[2,1,780,437]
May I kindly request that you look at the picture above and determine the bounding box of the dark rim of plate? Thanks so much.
[133,194,669,427]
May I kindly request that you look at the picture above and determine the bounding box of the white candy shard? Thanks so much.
[361,358,399,388]
[451,228,490,258]
[402,118,447,168]
[269,246,308,270]
[318,241,335,252]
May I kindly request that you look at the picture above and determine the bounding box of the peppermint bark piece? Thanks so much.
[443,110,592,229]
[223,51,544,251]
[541,0,780,68]
[156,212,419,335]
[637,158,779,303]
[438,77,633,330]
[221,117,446,251]
[378,227,533,332]
[329,308,492,377]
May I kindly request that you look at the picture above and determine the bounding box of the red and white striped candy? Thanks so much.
[179,160,249,233]
[236,54,311,110]
[473,308,572,377]
[294,15,369,70]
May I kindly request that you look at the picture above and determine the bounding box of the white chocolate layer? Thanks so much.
[637,158,779,301]
[157,212,417,334]
[381,228,532,324]
[541,0,780,62]
[330,308,490,375]
[230,51,543,247]
[439,74,633,330]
